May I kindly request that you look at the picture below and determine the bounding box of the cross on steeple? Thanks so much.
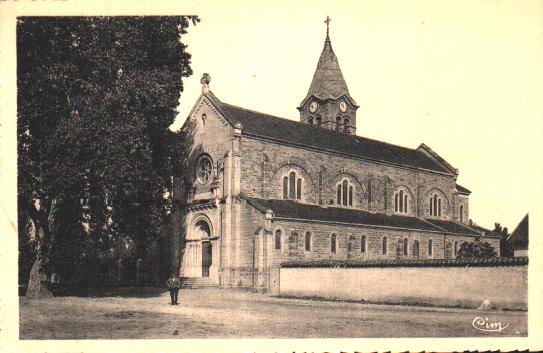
[324,15,331,39]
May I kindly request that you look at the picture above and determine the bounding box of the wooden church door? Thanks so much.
[201,241,212,277]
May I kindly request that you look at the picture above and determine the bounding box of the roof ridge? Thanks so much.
[221,101,423,154]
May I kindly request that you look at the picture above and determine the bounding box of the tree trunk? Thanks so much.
[25,198,58,299]
[25,255,52,299]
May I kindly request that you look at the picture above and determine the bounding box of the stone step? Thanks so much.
[180,277,217,288]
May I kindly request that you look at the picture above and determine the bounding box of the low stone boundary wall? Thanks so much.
[277,258,528,310]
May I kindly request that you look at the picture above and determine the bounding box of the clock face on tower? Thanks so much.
[339,101,347,112]
[309,101,318,113]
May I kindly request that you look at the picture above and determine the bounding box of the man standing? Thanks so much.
[166,272,181,305]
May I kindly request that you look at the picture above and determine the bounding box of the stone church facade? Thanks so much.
[172,30,500,291]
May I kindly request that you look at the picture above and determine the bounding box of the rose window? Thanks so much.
[196,156,213,184]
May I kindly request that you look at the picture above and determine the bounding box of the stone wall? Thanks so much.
[240,136,460,220]
[278,260,527,310]
[268,219,500,266]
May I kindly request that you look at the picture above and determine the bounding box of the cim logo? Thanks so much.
[472,316,510,333]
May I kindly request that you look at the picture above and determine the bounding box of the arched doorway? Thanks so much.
[194,219,212,277]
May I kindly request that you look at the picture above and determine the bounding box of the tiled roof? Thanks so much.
[206,92,451,174]
[242,196,481,236]
[424,218,485,237]
[281,257,528,268]
[456,184,471,195]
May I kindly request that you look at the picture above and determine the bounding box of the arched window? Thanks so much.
[307,118,313,125]
[412,240,420,258]
[335,116,342,131]
[291,231,298,246]
[336,178,354,207]
[315,116,322,125]
[430,193,444,217]
[403,238,409,256]
[460,205,464,223]
[201,113,207,126]
[428,239,433,256]
[274,229,282,250]
[330,234,337,254]
[289,172,296,199]
[196,155,213,184]
[282,171,302,200]
[343,118,350,133]
[305,232,312,252]
[361,235,366,254]
[393,188,410,214]
[382,237,388,255]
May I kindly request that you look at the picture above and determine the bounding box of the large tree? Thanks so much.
[17,16,198,298]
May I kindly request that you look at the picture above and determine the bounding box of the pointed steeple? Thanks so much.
[298,17,359,134]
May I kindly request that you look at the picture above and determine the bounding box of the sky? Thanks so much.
[169,0,543,231]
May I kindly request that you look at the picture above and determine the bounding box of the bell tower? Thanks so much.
[298,16,359,134]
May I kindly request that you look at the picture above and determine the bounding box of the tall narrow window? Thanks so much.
[428,239,433,256]
[275,230,282,250]
[343,118,350,133]
[336,179,354,207]
[342,180,348,206]
[335,116,342,131]
[307,118,313,125]
[361,235,366,254]
[282,177,288,199]
[430,193,444,217]
[315,116,322,125]
[296,179,302,199]
[454,240,458,257]
[305,232,311,252]
[460,205,464,223]
[289,172,296,199]
[382,237,388,255]
[368,180,372,203]
[394,189,410,214]
[413,240,420,258]
[291,231,298,246]
[331,234,337,254]
[403,238,409,256]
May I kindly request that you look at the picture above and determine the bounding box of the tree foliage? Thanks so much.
[456,241,498,260]
[17,16,198,297]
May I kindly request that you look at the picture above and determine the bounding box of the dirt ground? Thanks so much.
[19,287,527,339]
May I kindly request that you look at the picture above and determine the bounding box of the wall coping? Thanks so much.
[280,257,528,269]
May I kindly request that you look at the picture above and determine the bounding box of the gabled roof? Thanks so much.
[242,196,482,236]
[455,184,471,195]
[508,214,529,250]
[204,92,453,174]
[299,35,357,107]
[424,218,485,236]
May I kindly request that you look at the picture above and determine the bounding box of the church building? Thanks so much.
[173,24,501,291]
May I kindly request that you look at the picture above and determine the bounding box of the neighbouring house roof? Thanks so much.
[455,184,471,195]
[204,92,453,174]
[507,214,529,251]
[242,196,486,236]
